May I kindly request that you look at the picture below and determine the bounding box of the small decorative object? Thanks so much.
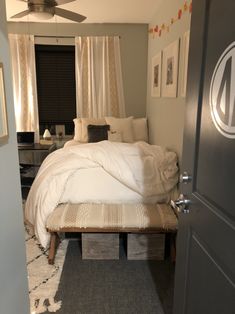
[161,39,179,98]
[43,128,51,140]
[0,63,8,145]
[55,125,65,140]
[148,1,192,39]
[178,9,182,20]
[189,1,193,13]
[58,131,63,140]
[40,139,53,145]
[151,52,162,97]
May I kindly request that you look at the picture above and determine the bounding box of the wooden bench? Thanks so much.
[46,203,178,264]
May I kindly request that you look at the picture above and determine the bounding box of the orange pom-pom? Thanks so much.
[154,25,159,33]
[189,2,192,13]
[184,2,188,11]
[178,9,182,19]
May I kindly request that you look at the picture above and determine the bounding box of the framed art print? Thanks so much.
[55,124,65,138]
[161,39,179,97]
[181,31,190,97]
[151,52,162,97]
[0,63,8,144]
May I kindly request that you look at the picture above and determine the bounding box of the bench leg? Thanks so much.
[48,232,60,265]
[170,233,177,262]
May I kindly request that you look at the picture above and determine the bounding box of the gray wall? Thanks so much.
[0,2,29,314]
[146,0,191,163]
[8,22,149,118]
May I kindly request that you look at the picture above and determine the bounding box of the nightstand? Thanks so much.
[40,136,73,149]
[52,136,73,149]
[18,143,56,188]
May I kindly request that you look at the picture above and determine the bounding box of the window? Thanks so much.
[35,45,76,135]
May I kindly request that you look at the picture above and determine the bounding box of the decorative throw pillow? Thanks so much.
[87,125,110,143]
[108,131,123,142]
[81,118,107,142]
[105,116,134,143]
[73,118,82,142]
[133,118,148,142]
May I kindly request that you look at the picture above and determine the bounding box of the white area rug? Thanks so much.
[25,227,67,313]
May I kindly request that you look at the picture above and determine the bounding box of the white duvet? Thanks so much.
[25,141,178,247]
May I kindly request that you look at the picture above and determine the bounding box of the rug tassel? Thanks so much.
[31,298,47,314]
[47,297,62,312]
[30,298,37,314]
[37,298,47,313]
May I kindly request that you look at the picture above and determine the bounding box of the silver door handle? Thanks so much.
[171,194,191,214]
[180,171,192,184]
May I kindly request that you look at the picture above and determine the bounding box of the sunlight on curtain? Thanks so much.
[75,36,126,118]
[8,34,39,142]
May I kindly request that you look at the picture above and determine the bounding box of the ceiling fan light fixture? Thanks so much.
[30,11,53,19]
[29,4,54,20]
[10,0,86,22]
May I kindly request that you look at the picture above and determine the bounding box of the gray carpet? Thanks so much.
[47,238,175,314]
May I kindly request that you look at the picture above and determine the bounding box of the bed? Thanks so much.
[25,117,179,254]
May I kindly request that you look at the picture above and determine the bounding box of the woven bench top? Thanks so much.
[46,203,178,233]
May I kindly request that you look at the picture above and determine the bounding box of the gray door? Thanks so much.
[173,0,235,313]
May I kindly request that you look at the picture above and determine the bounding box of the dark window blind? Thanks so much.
[35,45,76,135]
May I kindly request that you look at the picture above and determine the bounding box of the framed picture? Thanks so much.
[161,39,179,97]
[0,63,8,144]
[55,124,65,139]
[151,52,162,97]
[181,31,190,97]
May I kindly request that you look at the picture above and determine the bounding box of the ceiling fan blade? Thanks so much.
[55,0,76,5]
[11,10,30,19]
[55,7,86,22]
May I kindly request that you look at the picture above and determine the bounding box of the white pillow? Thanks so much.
[73,118,82,141]
[133,118,148,142]
[105,116,134,143]
[108,131,123,142]
[80,118,106,142]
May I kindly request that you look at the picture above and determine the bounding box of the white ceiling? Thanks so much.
[6,0,162,24]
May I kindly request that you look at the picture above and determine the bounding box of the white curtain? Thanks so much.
[75,36,126,118]
[8,34,39,143]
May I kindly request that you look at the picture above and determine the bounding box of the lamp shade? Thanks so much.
[29,5,54,20]
[43,129,51,139]
[30,11,53,20]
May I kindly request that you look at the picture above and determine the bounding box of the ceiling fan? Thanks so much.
[11,0,86,22]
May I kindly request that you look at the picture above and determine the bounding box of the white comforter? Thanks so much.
[25,141,178,247]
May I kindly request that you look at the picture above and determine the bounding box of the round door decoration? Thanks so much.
[210,42,235,138]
